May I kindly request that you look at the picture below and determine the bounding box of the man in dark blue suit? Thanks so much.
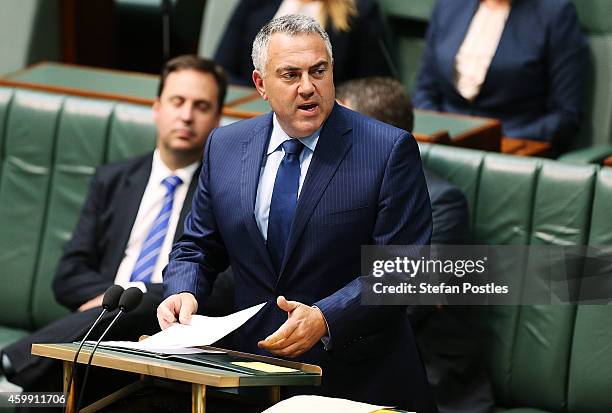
[158,15,436,411]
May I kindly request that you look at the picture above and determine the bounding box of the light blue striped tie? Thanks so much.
[130,175,183,283]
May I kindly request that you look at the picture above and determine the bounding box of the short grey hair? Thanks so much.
[251,14,333,76]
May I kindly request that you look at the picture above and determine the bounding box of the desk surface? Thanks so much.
[5,63,555,156]
[228,95,501,150]
[0,62,255,107]
[32,343,321,388]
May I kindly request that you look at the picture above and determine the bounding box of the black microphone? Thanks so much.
[75,287,143,412]
[63,285,123,413]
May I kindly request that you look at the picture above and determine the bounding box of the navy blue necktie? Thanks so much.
[267,139,305,273]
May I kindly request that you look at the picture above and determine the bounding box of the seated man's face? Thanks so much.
[154,69,220,157]
[253,32,335,138]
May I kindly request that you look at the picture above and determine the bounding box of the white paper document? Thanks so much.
[99,302,266,354]
[261,395,395,413]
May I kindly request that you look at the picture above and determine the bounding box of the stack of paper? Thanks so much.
[99,302,266,354]
[261,395,397,413]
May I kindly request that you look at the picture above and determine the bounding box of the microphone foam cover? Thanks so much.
[101,285,125,311]
[118,287,143,312]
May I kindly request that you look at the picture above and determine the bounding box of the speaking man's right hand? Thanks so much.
[157,292,198,330]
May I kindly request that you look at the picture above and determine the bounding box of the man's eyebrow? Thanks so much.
[275,60,329,74]
[276,65,301,74]
[310,60,329,70]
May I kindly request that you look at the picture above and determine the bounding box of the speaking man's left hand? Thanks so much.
[258,296,328,358]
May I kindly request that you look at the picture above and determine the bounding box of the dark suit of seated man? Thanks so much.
[0,55,228,396]
[337,76,495,413]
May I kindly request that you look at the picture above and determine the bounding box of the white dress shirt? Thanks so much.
[274,0,325,27]
[254,114,320,240]
[454,2,510,101]
[114,150,199,291]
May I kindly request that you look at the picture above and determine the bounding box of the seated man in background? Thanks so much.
[0,55,228,393]
[337,76,495,413]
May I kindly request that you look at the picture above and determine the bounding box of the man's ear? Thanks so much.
[252,70,268,101]
[336,97,352,110]
[152,99,160,122]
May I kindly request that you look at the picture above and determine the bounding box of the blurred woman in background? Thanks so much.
[215,0,394,86]
[413,0,589,155]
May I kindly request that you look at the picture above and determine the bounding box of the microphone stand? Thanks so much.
[62,309,107,412]
[74,310,125,412]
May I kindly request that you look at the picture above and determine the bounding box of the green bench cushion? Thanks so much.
[0,90,62,329]
[31,97,115,328]
[423,145,484,229]
[107,103,156,162]
[0,326,30,350]
[568,306,612,413]
[0,88,14,184]
[474,154,540,245]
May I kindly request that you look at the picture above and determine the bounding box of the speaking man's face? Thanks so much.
[153,69,220,157]
[253,32,335,138]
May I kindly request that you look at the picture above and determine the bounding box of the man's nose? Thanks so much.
[180,102,193,122]
[298,73,315,98]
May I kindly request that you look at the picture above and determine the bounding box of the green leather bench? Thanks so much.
[0,86,156,348]
[420,142,612,413]
[0,86,611,412]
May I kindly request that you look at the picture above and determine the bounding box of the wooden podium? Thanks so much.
[32,343,322,413]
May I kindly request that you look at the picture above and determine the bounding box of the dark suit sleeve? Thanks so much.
[406,173,470,325]
[430,184,470,245]
[52,172,114,311]
[412,1,443,110]
[315,133,432,348]
[163,130,230,301]
[507,1,588,148]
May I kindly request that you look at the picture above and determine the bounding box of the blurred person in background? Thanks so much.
[413,0,589,155]
[215,0,394,86]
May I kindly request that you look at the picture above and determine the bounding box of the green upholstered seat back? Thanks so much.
[509,163,596,411]
[0,90,63,329]
[377,0,435,91]
[571,0,612,149]
[0,88,14,184]
[30,97,116,327]
[566,168,612,413]
[421,143,610,412]
[424,144,483,231]
[0,87,156,330]
[107,103,156,161]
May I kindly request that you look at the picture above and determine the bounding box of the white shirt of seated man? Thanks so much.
[114,149,199,292]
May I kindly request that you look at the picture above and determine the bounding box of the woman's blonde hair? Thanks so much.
[321,0,357,32]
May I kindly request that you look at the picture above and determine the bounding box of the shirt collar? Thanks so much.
[151,149,200,187]
[267,113,320,156]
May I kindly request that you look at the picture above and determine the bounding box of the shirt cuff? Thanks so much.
[312,305,332,350]
[122,281,147,293]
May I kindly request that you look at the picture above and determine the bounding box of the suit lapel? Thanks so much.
[479,0,519,98]
[173,166,201,242]
[441,0,479,89]
[279,104,353,278]
[240,113,276,277]
[109,155,152,273]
